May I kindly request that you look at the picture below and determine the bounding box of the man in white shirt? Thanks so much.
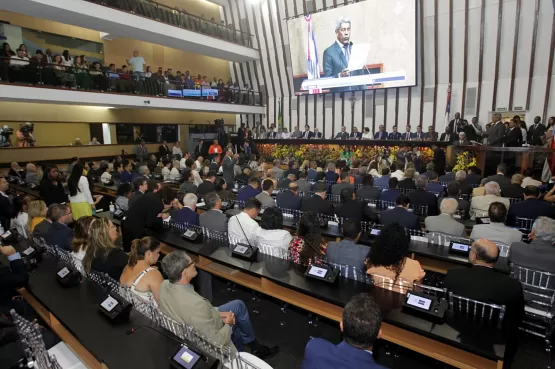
[126,50,146,77]
[195,156,204,174]
[228,198,262,245]
[390,163,406,181]
[89,137,101,145]
[10,48,30,83]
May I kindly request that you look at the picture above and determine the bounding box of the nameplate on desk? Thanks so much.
[22,247,35,256]
[369,228,381,236]
[406,293,432,311]
[100,296,119,312]
[196,202,206,207]
[328,221,339,227]
[258,208,265,214]
[449,240,471,255]
[233,245,249,254]
[410,235,428,243]
[57,267,70,278]
[368,203,377,208]
[1,231,11,239]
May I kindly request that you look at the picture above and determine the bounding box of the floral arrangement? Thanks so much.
[453,151,477,172]
[258,143,438,165]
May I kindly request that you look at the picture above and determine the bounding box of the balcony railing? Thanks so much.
[86,0,254,48]
[0,58,264,106]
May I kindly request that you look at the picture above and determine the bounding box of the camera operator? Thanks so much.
[0,125,13,147]
[15,123,35,147]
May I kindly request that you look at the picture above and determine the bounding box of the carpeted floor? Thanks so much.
[210,277,552,369]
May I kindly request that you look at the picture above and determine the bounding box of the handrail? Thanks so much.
[85,0,254,48]
[0,56,264,105]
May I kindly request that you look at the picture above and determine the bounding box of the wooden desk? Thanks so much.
[158,242,503,369]
[18,288,107,369]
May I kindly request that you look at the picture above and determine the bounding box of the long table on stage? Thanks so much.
[461,145,555,174]
[254,138,450,148]
[141,225,505,369]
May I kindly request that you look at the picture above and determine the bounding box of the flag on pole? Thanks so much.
[444,84,451,129]
[305,14,321,94]
[278,98,283,129]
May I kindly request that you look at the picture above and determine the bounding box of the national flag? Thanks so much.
[444,84,451,129]
[305,14,320,84]
[278,98,283,129]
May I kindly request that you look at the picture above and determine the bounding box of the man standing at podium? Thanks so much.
[323,17,366,92]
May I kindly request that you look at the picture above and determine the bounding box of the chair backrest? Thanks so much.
[412,204,429,217]
[380,200,396,210]
[448,292,506,328]
[509,197,523,204]
[493,241,511,258]
[412,283,448,299]
[370,273,412,294]
[510,263,555,311]
[515,217,534,232]
[329,262,372,284]
[326,194,341,204]
[426,231,470,247]
[257,243,288,260]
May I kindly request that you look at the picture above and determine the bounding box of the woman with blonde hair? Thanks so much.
[83,218,128,280]
[120,237,163,306]
[71,216,96,264]
[27,199,47,234]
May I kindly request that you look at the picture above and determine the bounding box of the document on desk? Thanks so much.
[48,342,87,369]
[347,43,371,72]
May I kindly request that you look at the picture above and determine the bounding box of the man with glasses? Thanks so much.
[159,250,279,359]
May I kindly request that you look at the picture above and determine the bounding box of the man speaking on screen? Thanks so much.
[323,17,366,92]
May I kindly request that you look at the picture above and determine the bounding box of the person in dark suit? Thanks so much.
[302,293,387,369]
[439,127,453,143]
[277,173,296,189]
[426,125,439,141]
[401,125,415,140]
[414,126,426,141]
[313,128,323,138]
[349,127,362,140]
[276,183,302,210]
[122,186,174,252]
[39,166,68,206]
[173,193,200,226]
[506,186,555,225]
[335,188,378,223]
[407,175,439,216]
[158,140,170,159]
[0,176,13,231]
[222,150,238,189]
[465,166,482,186]
[379,177,402,204]
[501,174,525,199]
[438,165,455,183]
[44,204,74,252]
[194,139,204,158]
[487,113,506,147]
[527,116,546,146]
[452,132,470,148]
[373,168,390,188]
[237,178,261,204]
[448,112,464,136]
[426,172,444,193]
[380,194,420,230]
[283,161,300,180]
[509,216,555,272]
[235,167,252,185]
[322,17,366,92]
[356,175,381,201]
[374,125,388,140]
[505,119,522,147]
[331,171,355,196]
[444,239,524,368]
[397,169,417,191]
[197,172,216,197]
[432,145,446,176]
[334,126,350,140]
[453,170,473,196]
[301,125,314,139]
[301,182,334,215]
[388,126,402,140]
[237,123,246,151]
[135,140,149,164]
[0,244,28,307]
[486,163,512,194]
[129,177,149,209]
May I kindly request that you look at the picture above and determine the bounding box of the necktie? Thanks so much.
[344,44,350,65]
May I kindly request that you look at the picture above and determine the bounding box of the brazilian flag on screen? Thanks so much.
[278,99,283,128]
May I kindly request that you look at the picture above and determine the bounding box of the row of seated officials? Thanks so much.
[3,168,553,368]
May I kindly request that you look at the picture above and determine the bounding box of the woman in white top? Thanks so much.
[192,164,203,186]
[67,163,95,220]
[519,121,528,144]
[256,208,293,256]
[10,196,29,238]
[145,66,152,78]
[100,164,112,184]
[71,216,96,271]
[281,128,291,139]
[120,236,164,306]
[368,162,381,178]
[362,127,373,139]
[169,160,181,181]
[172,141,183,157]
[161,158,172,181]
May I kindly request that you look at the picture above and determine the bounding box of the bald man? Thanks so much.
[444,239,524,368]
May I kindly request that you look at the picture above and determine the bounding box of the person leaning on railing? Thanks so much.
[52,54,76,88]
